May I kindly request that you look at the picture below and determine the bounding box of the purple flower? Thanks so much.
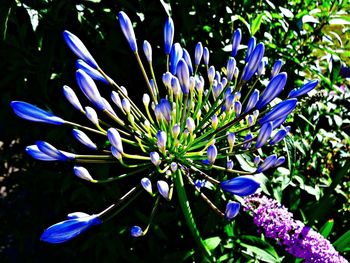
[242,43,265,81]
[244,195,348,263]
[194,42,203,66]
[225,201,240,220]
[246,37,256,62]
[256,122,273,149]
[231,28,242,57]
[76,59,109,84]
[259,99,297,125]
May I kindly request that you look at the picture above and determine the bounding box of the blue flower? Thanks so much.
[259,99,297,125]
[231,28,242,57]
[131,225,144,237]
[40,214,101,243]
[10,101,64,125]
[76,59,109,84]
[256,122,273,149]
[242,43,265,81]
[72,129,97,150]
[221,176,260,196]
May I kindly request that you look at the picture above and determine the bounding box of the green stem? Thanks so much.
[174,169,213,261]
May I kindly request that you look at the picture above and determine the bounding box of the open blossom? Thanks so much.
[10,10,318,246]
[244,195,348,263]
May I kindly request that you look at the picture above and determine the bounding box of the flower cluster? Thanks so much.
[244,195,348,263]
[11,11,318,243]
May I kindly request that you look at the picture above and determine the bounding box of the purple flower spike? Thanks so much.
[226,57,236,82]
[10,101,65,125]
[76,59,109,84]
[256,154,277,173]
[194,42,203,66]
[40,214,101,243]
[164,17,174,55]
[271,59,283,78]
[118,11,138,53]
[245,89,260,113]
[270,129,287,145]
[244,195,348,263]
[256,122,273,149]
[246,37,256,62]
[225,201,241,220]
[143,40,152,62]
[182,48,193,75]
[288,79,319,98]
[242,43,265,81]
[256,72,287,110]
[259,99,297,125]
[63,30,98,69]
[76,69,106,110]
[177,59,190,94]
[221,175,260,196]
[170,43,183,74]
[203,47,209,65]
[231,28,242,57]
[131,226,143,237]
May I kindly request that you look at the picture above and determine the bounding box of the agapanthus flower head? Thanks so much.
[244,195,348,263]
[11,10,318,245]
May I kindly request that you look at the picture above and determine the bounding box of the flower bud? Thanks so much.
[170,162,178,172]
[288,79,319,98]
[242,43,265,81]
[234,101,242,117]
[186,117,195,133]
[225,201,240,220]
[107,128,123,153]
[111,91,122,109]
[257,154,277,173]
[63,30,98,69]
[245,89,259,113]
[194,42,203,66]
[85,106,99,126]
[131,226,143,237]
[73,166,95,182]
[111,146,122,160]
[162,72,172,88]
[243,133,253,149]
[255,122,273,149]
[234,67,239,79]
[226,57,236,81]
[26,145,58,161]
[203,47,209,65]
[72,129,97,150]
[156,130,167,153]
[207,144,217,164]
[36,141,70,161]
[122,98,131,114]
[270,129,287,145]
[212,115,218,130]
[254,155,261,165]
[10,101,65,125]
[231,28,242,57]
[164,17,174,55]
[172,124,180,138]
[143,40,152,62]
[182,48,193,75]
[246,36,256,62]
[142,93,150,107]
[177,59,190,94]
[118,11,138,52]
[63,85,84,112]
[221,175,260,196]
[76,59,109,84]
[228,132,235,149]
[256,72,287,110]
[170,43,183,74]
[208,66,215,83]
[271,59,283,78]
[259,99,297,125]
[195,76,204,94]
[150,152,161,166]
[141,177,153,195]
[227,160,234,169]
[76,69,105,110]
[157,180,170,200]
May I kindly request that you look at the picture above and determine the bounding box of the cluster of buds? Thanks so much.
[11,11,318,244]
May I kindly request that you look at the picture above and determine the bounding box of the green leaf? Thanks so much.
[251,13,265,36]
[319,219,334,238]
[333,230,350,252]
[240,243,281,263]
[203,237,221,251]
